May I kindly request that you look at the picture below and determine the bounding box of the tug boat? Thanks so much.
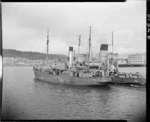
[104,52,146,86]
[109,72,146,86]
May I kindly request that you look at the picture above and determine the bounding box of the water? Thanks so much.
[2,66,146,121]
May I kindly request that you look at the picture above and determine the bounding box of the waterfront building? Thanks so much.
[33,60,42,65]
[14,57,42,65]
[118,59,128,65]
[128,53,146,65]
[3,57,15,65]
[118,54,128,59]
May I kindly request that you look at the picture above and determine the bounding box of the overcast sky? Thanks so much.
[2,1,146,56]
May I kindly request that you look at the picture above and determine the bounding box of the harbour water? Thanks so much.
[2,66,146,121]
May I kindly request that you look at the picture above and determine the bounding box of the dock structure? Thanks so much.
[118,64,146,67]
[109,72,146,86]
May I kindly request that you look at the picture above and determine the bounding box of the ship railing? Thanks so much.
[117,72,144,78]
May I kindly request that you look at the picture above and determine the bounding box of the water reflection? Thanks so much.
[34,78,111,95]
[33,78,146,120]
[2,66,146,121]
[33,78,115,119]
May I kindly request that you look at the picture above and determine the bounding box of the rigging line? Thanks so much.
[78,36,85,55]
[46,28,49,62]
[49,40,52,60]
[79,37,84,54]
[91,46,93,61]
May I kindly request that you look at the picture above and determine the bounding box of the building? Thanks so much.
[3,57,15,65]
[118,59,128,65]
[128,53,146,65]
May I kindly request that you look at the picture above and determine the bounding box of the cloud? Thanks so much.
[2,2,146,55]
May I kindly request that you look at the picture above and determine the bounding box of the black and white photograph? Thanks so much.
[1,0,146,121]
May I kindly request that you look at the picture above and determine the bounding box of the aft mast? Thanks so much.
[88,26,91,68]
[109,31,114,62]
[77,35,81,62]
[112,31,113,53]
[46,28,49,63]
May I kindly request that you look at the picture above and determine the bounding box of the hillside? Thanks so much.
[3,49,68,60]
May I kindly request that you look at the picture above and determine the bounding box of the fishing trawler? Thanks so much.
[33,27,146,86]
[33,27,111,86]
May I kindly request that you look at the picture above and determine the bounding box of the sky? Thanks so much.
[2,1,146,56]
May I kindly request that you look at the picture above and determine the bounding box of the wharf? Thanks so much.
[118,64,146,67]
[107,73,146,86]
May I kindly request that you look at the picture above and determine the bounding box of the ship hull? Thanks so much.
[110,77,146,86]
[33,68,110,86]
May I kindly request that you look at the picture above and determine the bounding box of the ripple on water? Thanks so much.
[2,66,146,121]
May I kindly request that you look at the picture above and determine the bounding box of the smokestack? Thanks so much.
[69,47,73,70]
[99,44,108,63]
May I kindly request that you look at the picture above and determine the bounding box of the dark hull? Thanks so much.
[33,68,110,86]
[118,64,146,67]
[110,77,146,86]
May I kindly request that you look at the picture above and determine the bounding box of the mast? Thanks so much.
[77,35,81,62]
[46,28,49,63]
[109,31,114,62]
[112,31,113,53]
[88,26,91,68]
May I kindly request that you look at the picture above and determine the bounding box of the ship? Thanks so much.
[33,27,111,86]
[106,52,146,86]
[109,72,146,86]
[33,28,146,86]
[103,32,146,86]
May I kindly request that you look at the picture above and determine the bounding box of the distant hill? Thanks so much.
[3,49,68,60]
